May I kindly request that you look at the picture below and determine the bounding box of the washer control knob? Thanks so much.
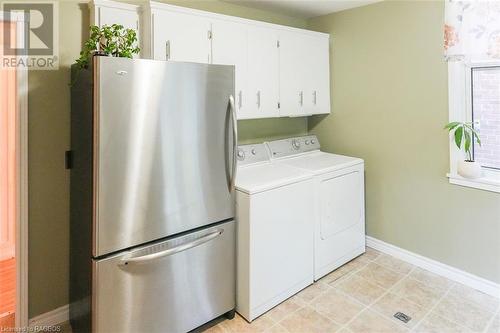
[311,139,316,145]
[237,149,245,160]
[305,140,310,145]
[251,148,257,155]
[292,139,301,150]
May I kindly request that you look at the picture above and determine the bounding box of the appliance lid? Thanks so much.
[278,151,364,174]
[236,162,312,194]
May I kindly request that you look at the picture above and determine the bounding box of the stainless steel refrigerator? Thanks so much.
[69,56,237,333]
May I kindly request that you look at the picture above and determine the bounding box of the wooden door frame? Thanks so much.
[1,11,29,329]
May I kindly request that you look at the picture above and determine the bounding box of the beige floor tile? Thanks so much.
[264,324,290,333]
[336,274,386,306]
[310,289,365,325]
[371,292,429,329]
[288,294,309,308]
[337,328,354,333]
[356,262,405,290]
[363,247,382,261]
[264,297,303,322]
[374,254,414,275]
[409,267,453,291]
[344,255,371,270]
[347,309,408,333]
[487,313,500,333]
[320,256,370,286]
[203,323,228,333]
[433,293,495,332]
[321,265,353,285]
[220,314,275,333]
[296,281,330,303]
[414,313,472,333]
[391,277,445,308]
[280,307,339,333]
[448,283,500,313]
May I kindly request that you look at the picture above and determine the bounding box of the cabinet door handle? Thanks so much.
[313,90,317,105]
[299,91,303,106]
[238,90,243,109]
[257,91,261,108]
[165,40,170,60]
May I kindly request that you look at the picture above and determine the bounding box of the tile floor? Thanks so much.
[47,247,500,333]
[203,248,500,333]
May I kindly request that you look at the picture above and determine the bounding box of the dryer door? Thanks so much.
[319,169,363,239]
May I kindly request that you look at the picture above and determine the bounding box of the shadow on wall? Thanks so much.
[27,1,90,318]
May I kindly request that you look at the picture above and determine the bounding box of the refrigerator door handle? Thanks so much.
[120,229,224,266]
[230,95,238,192]
[228,95,238,192]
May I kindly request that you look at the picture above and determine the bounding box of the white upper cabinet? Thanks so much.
[305,36,330,115]
[247,26,280,119]
[211,20,249,119]
[149,9,211,63]
[89,1,330,119]
[90,0,140,56]
[90,0,139,30]
[278,30,307,117]
[279,32,330,116]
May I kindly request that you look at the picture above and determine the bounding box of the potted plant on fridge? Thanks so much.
[75,24,140,69]
[444,121,483,179]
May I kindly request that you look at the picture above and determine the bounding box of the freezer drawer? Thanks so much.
[92,221,235,333]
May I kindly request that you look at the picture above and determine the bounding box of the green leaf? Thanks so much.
[444,122,461,130]
[473,131,482,146]
[464,130,471,154]
[454,126,463,149]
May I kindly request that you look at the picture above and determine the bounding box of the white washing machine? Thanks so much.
[235,143,314,322]
[266,135,366,281]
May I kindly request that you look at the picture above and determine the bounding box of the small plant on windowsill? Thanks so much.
[72,24,140,84]
[444,121,483,179]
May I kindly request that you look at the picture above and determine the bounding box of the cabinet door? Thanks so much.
[211,20,248,119]
[152,10,210,63]
[97,6,139,31]
[306,36,330,115]
[246,26,280,119]
[279,31,308,117]
[92,5,140,57]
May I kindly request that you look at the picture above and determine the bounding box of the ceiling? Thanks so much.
[222,0,382,19]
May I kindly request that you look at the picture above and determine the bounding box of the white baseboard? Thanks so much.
[366,236,500,298]
[29,304,69,328]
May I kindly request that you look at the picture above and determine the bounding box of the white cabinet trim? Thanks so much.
[146,1,328,39]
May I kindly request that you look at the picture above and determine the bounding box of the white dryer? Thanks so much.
[266,136,365,281]
[235,143,314,322]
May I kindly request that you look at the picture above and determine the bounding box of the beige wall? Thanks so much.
[28,0,307,317]
[308,1,500,283]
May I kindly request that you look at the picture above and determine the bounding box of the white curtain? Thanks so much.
[445,0,500,61]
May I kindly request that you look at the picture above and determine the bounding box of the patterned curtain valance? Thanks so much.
[444,0,500,61]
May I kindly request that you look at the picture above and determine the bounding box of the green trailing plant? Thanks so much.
[444,121,481,161]
[75,24,140,69]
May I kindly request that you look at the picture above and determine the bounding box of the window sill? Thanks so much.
[447,170,500,193]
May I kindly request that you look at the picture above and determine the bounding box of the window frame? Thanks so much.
[447,60,500,193]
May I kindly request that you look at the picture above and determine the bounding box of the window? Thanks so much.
[471,66,500,170]
[447,61,500,193]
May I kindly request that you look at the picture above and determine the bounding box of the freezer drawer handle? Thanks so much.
[120,229,224,266]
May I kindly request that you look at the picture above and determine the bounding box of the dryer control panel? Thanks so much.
[266,135,321,159]
[237,143,270,166]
